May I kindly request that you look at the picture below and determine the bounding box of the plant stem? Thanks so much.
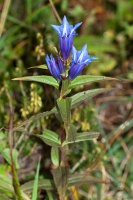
[9,110,22,200]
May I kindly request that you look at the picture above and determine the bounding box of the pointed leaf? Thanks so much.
[13,109,56,132]
[33,129,61,147]
[21,179,55,192]
[66,124,77,143]
[28,64,47,70]
[71,88,113,108]
[20,173,105,194]
[52,167,69,199]
[63,131,100,145]
[0,175,30,200]
[68,173,107,186]
[57,98,71,138]
[12,76,59,89]
[32,159,41,200]
[0,148,19,169]
[69,75,118,89]
[51,147,59,166]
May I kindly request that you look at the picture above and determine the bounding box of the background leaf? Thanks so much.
[31,159,41,200]
[0,148,19,169]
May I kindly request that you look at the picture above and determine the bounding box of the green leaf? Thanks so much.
[0,175,30,200]
[20,172,104,194]
[71,88,113,108]
[66,124,77,143]
[69,75,118,89]
[60,79,71,98]
[57,98,71,138]
[21,179,55,193]
[0,148,19,169]
[51,147,59,166]
[12,76,59,89]
[32,159,41,200]
[46,191,56,200]
[28,64,47,70]
[68,173,106,186]
[63,131,100,145]
[33,129,61,147]
[52,167,69,199]
[13,108,56,132]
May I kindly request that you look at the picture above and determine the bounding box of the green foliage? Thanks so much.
[13,76,59,89]
[34,129,61,147]
[51,147,59,166]
[57,97,71,138]
[0,0,133,199]
[31,159,40,200]
[52,167,69,199]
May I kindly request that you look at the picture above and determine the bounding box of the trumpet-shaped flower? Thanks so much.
[46,55,65,81]
[51,16,82,60]
[68,45,97,80]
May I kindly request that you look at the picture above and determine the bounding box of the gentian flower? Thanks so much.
[68,45,97,80]
[51,16,82,60]
[46,55,65,81]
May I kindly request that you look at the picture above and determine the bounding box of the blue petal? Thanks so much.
[70,22,82,35]
[71,46,77,61]
[45,55,61,81]
[51,25,61,35]
[77,45,87,62]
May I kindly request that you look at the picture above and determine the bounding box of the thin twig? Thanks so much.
[0,0,11,37]
[49,0,62,24]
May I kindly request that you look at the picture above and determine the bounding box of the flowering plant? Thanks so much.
[13,16,116,200]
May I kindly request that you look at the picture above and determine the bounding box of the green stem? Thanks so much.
[9,111,22,200]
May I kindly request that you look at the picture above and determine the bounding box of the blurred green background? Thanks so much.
[0,0,133,199]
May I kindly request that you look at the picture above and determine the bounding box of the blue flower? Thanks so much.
[46,55,65,81]
[51,16,82,60]
[68,45,97,80]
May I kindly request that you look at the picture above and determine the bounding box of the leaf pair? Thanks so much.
[13,74,118,91]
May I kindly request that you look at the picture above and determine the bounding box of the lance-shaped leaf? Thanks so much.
[63,131,99,146]
[28,64,47,70]
[32,159,40,200]
[60,79,71,98]
[66,124,77,143]
[57,98,71,138]
[68,173,108,186]
[52,167,69,199]
[20,172,106,194]
[51,147,60,166]
[0,148,19,169]
[12,76,59,89]
[33,129,61,147]
[71,88,113,109]
[69,75,118,89]
[13,108,57,132]
[0,175,30,200]
[21,179,55,192]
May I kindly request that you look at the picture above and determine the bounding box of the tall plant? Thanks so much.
[12,16,116,199]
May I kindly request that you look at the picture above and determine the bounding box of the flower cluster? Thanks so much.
[45,16,96,81]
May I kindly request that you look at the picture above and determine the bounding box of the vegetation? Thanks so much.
[0,0,133,199]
